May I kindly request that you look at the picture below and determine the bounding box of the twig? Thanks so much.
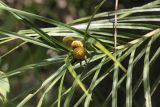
[114,0,118,54]
[112,1,118,107]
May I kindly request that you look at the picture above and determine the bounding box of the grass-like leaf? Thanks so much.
[65,55,89,97]
[88,37,126,72]
[126,49,136,107]
[0,29,57,50]
[0,71,10,102]
[58,71,66,107]
[37,70,66,107]
[143,37,153,107]
[0,56,65,79]
[17,64,66,107]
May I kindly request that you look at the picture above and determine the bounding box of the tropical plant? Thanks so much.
[0,0,160,107]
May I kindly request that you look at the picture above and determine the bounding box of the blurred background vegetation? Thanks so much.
[0,0,160,107]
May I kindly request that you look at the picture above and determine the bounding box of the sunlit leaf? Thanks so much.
[0,71,10,102]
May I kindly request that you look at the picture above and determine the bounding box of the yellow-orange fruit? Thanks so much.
[71,40,83,49]
[63,36,74,46]
[72,47,86,59]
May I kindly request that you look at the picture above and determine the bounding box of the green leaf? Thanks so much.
[0,2,71,52]
[126,49,136,107]
[0,42,26,59]
[143,37,153,107]
[84,0,106,38]
[0,29,57,51]
[84,57,106,107]
[0,56,65,79]
[17,65,66,107]
[37,73,63,107]
[112,54,121,107]
[65,56,89,97]
[88,37,126,72]
[20,17,71,52]
[58,71,66,107]
[0,71,10,102]
[0,5,85,37]
[63,81,77,107]
[116,29,160,50]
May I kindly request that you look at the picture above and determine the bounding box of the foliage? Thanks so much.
[0,0,160,107]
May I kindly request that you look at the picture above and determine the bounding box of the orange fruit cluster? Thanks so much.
[63,36,86,60]
[63,36,74,47]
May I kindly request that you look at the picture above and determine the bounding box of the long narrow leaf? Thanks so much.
[88,37,126,72]
[126,49,136,107]
[143,38,153,107]
[65,56,89,96]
